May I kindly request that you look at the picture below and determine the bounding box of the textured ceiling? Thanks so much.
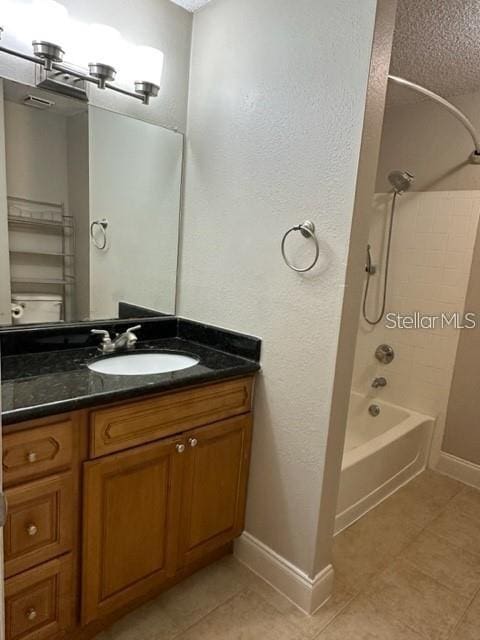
[389,0,480,105]
[169,0,211,11]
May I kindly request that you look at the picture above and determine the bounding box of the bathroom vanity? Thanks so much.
[0,318,260,640]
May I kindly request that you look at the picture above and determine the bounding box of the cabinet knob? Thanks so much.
[26,608,37,621]
[188,438,198,448]
[27,451,37,463]
[176,444,185,454]
[26,523,38,537]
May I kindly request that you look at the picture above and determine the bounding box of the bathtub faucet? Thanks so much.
[371,376,387,389]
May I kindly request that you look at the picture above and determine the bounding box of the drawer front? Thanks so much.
[4,473,74,578]
[5,554,73,640]
[3,420,73,487]
[90,376,254,458]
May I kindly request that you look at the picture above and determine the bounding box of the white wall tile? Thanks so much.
[352,191,480,452]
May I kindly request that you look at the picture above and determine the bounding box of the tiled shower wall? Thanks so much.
[352,191,480,461]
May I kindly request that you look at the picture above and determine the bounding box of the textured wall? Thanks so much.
[352,191,479,463]
[0,0,192,132]
[376,89,480,192]
[178,0,378,575]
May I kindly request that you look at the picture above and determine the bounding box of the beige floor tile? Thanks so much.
[402,530,480,597]
[175,588,306,640]
[104,598,180,640]
[426,502,480,556]
[152,556,249,633]
[244,571,355,638]
[333,499,422,590]
[449,589,480,640]
[369,470,464,529]
[365,560,469,640]
[316,593,425,640]
[450,485,480,521]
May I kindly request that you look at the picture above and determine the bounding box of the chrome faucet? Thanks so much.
[91,325,141,354]
[371,376,387,389]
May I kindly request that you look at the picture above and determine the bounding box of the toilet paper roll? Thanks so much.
[11,303,24,322]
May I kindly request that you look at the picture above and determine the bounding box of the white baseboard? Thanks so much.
[234,532,334,615]
[436,452,480,490]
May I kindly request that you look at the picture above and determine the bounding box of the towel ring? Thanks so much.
[281,220,319,272]
[90,218,108,250]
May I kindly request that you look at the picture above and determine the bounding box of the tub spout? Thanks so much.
[372,377,387,389]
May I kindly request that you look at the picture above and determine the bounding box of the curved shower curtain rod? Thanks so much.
[388,74,480,163]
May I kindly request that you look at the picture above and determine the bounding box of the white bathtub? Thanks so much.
[334,392,434,534]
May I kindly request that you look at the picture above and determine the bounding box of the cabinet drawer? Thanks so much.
[5,554,73,640]
[4,473,74,578]
[3,420,74,487]
[90,376,253,458]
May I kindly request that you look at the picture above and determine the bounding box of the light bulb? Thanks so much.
[64,18,89,68]
[30,0,69,48]
[113,40,137,86]
[1,0,36,47]
[133,45,164,87]
[87,23,122,67]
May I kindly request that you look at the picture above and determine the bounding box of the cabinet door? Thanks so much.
[179,415,252,566]
[81,436,185,624]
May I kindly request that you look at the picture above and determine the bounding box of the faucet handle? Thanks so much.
[126,325,141,334]
[124,325,140,349]
[91,329,114,353]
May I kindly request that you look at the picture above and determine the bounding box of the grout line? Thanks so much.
[446,582,480,640]
[169,589,244,640]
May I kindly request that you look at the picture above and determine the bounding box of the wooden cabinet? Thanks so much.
[5,555,73,640]
[179,415,252,566]
[3,419,74,488]
[89,377,253,458]
[81,436,185,624]
[3,375,255,639]
[4,473,73,578]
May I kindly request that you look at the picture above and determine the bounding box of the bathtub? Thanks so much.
[334,392,434,534]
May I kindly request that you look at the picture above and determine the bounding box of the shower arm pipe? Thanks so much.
[388,74,480,162]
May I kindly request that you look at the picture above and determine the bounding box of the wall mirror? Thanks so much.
[0,78,183,327]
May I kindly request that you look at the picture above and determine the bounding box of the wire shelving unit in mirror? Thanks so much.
[7,196,75,322]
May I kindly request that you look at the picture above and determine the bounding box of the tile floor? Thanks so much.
[95,470,480,639]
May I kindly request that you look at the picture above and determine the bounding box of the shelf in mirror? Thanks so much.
[10,276,75,285]
[9,250,70,257]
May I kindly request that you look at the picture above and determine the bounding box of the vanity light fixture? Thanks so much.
[0,0,163,105]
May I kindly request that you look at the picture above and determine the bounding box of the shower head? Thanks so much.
[388,170,415,194]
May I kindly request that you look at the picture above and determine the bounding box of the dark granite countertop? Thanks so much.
[1,323,261,425]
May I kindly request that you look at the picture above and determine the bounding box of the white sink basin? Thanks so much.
[88,352,199,376]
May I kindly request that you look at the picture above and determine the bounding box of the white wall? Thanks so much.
[377,89,480,192]
[179,0,378,578]
[4,101,68,204]
[0,0,192,132]
[352,190,480,462]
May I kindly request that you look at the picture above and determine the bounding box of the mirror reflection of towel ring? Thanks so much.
[281,220,320,272]
[90,218,109,250]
